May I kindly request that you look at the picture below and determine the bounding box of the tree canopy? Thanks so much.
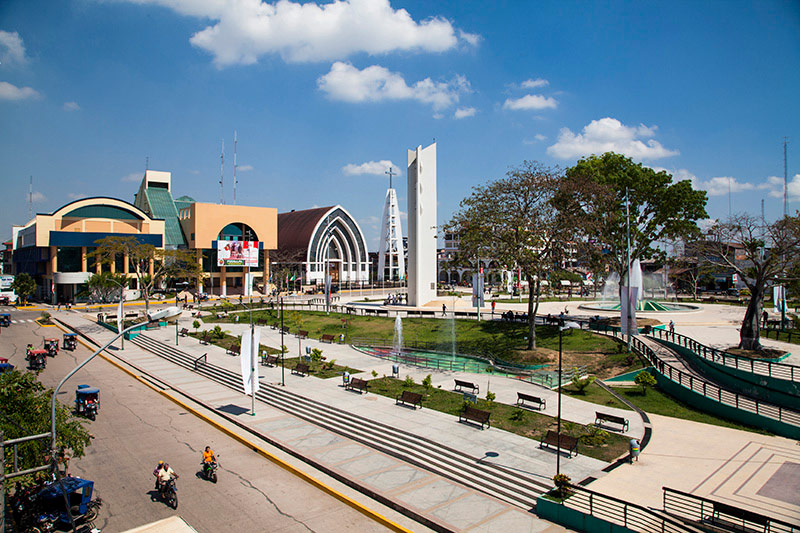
[446,161,569,348]
[11,273,36,304]
[562,152,708,286]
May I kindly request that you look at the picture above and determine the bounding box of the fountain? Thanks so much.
[393,315,403,355]
[580,259,698,312]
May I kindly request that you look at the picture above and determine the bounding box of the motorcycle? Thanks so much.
[201,460,218,483]
[158,478,178,509]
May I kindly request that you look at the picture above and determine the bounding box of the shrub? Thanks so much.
[40,311,51,321]
[371,370,378,379]
[422,374,432,390]
[552,473,572,499]
[580,425,609,446]
[571,371,596,394]
[635,370,657,395]
[310,348,324,363]
[403,375,414,388]
[212,325,225,339]
[510,408,525,422]
[485,390,496,404]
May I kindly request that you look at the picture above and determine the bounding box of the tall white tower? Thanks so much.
[378,168,405,282]
[407,142,437,307]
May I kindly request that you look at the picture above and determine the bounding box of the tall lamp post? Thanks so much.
[556,320,580,477]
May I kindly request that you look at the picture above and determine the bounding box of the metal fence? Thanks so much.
[650,328,799,383]
[593,328,800,429]
[663,487,799,533]
[557,485,695,533]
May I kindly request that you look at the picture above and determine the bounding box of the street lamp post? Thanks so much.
[556,320,580,477]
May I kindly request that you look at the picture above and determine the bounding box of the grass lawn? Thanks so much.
[610,385,772,435]
[282,357,361,379]
[367,377,630,462]
[560,382,632,411]
[188,330,283,355]
[203,309,637,377]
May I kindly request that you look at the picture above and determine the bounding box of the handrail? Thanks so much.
[592,327,800,430]
[649,328,799,383]
[662,487,799,533]
[555,484,697,533]
[193,353,207,371]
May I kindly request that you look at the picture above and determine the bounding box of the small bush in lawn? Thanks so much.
[552,473,572,499]
[371,370,378,379]
[485,390,496,404]
[212,325,225,339]
[192,319,200,332]
[403,375,414,388]
[422,374,432,390]
[580,425,608,446]
[310,348,324,363]
[635,370,657,395]
[571,371,596,394]
[510,408,526,422]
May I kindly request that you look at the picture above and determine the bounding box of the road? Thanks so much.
[1,308,394,532]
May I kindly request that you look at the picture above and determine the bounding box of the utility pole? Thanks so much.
[625,188,632,351]
[219,139,225,205]
[784,137,789,217]
[233,131,238,206]
[29,176,33,218]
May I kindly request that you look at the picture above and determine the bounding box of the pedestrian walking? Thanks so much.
[491,300,496,316]
[442,303,447,316]
[669,320,675,333]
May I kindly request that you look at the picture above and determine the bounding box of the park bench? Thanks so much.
[256,318,268,327]
[125,312,139,319]
[540,430,578,457]
[454,379,479,394]
[296,330,308,339]
[271,322,279,330]
[396,390,422,409]
[145,322,159,330]
[179,328,189,337]
[281,326,291,334]
[261,354,278,366]
[517,392,546,411]
[227,343,240,356]
[346,377,369,394]
[459,405,490,429]
[199,331,211,344]
[292,362,309,376]
[320,334,336,343]
[595,411,629,432]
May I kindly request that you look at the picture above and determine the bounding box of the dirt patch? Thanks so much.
[508,348,641,379]
[724,347,788,360]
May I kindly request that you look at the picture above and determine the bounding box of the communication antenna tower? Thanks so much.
[784,137,789,217]
[29,176,33,218]
[219,139,225,204]
[233,131,238,205]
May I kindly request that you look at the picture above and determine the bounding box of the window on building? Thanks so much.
[56,247,82,273]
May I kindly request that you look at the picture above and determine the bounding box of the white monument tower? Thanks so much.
[377,168,405,282]
[407,142,437,307]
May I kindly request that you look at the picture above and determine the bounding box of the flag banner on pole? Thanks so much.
[117,297,124,334]
[774,286,786,314]
[628,286,638,333]
[240,327,260,395]
[620,285,629,336]
[620,286,638,335]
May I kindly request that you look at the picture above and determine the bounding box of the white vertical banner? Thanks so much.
[774,286,786,314]
[116,297,124,334]
[240,327,261,395]
[620,286,629,335]
[620,286,639,335]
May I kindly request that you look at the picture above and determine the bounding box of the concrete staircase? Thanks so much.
[131,334,553,510]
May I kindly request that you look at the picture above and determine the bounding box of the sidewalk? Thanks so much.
[57,310,569,533]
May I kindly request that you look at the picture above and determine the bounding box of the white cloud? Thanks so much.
[458,30,481,47]
[129,0,472,66]
[237,164,253,172]
[695,176,755,196]
[318,62,469,110]
[521,78,548,89]
[763,174,800,200]
[120,172,142,182]
[31,191,46,202]
[67,192,87,200]
[535,133,546,141]
[523,134,547,145]
[0,81,39,101]
[453,107,475,119]
[0,31,28,66]
[697,218,717,232]
[503,94,557,111]
[63,101,80,111]
[343,159,396,176]
[547,117,678,160]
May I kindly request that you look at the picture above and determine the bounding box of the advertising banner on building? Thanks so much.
[217,240,259,267]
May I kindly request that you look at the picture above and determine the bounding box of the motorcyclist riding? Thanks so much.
[201,446,218,480]
[202,446,216,466]
[156,463,178,494]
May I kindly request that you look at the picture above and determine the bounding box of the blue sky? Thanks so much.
[1,0,799,249]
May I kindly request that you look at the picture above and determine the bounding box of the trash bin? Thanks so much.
[392,363,400,379]
[305,346,311,355]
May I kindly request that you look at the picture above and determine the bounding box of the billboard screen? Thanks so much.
[217,241,259,267]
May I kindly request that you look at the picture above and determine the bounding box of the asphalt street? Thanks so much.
[1,309,394,532]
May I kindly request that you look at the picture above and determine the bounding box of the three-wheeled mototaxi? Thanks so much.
[44,338,59,357]
[28,349,47,371]
[0,313,10,327]
[33,476,103,530]
[63,333,78,351]
[75,385,100,420]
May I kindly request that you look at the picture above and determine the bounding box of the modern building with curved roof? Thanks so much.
[273,205,369,287]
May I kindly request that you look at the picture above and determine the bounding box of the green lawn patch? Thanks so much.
[560,383,632,411]
[188,330,282,355]
[368,377,630,462]
[282,357,361,379]
[610,386,772,435]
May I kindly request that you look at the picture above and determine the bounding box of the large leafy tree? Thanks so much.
[87,271,129,303]
[90,236,202,312]
[561,152,708,293]
[10,272,36,304]
[447,161,569,349]
[1,370,92,485]
[696,214,800,350]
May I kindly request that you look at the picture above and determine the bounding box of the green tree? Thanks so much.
[571,371,596,394]
[561,153,708,298]
[634,370,657,395]
[695,213,800,350]
[447,161,570,349]
[10,272,36,304]
[87,271,129,303]
[90,236,202,313]
[1,370,92,484]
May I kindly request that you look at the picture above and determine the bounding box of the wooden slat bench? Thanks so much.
[595,411,629,432]
[200,331,211,345]
[256,318,268,327]
[459,405,490,429]
[454,379,479,394]
[296,330,308,339]
[346,377,368,394]
[179,328,189,337]
[320,334,336,343]
[145,322,159,330]
[271,322,279,330]
[227,343,240,356]
[517,392,546,410]
[261,354,278,366]
[540,430,578,457]
[292,362,309,376]
[396,390,422,409]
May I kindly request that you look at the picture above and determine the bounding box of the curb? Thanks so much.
[52,319,415,533]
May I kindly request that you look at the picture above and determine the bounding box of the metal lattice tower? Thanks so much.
[378,168,405,281]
